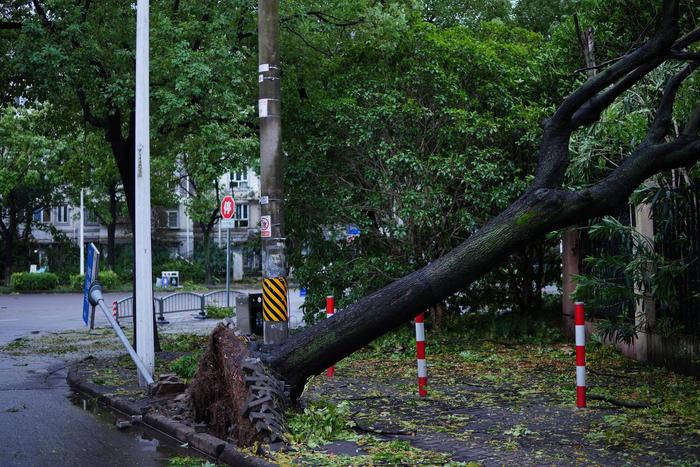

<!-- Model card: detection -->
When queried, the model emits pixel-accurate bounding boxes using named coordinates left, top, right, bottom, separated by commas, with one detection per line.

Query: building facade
left=30, top=168, right=262, bottom=271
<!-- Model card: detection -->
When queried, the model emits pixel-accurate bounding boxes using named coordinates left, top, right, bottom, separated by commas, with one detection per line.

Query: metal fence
left=578, top=204, right=635, bottom=321
left=653, top=184, right=700, bottom=336
left=577, top=183, right=700, bottom=336
left=113, top=290, right=241, bottom=323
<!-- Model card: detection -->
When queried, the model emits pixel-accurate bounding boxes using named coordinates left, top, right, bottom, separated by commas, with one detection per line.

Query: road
left=0, top=288, right=307, bottom=346
left=0, top=353, right=200, bottom=466
left=0, top=288, right=307, bottom=466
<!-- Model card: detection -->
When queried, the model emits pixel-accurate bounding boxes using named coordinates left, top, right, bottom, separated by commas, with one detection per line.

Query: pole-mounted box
left=236, top=293, right=264, bottom=335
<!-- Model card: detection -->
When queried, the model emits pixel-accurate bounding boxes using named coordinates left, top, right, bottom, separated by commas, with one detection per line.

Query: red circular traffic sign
left=220, top=195, right=236, bottom=219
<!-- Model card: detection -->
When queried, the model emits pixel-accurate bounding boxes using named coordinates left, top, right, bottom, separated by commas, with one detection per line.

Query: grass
left=160, top=333, right=208, bottom=353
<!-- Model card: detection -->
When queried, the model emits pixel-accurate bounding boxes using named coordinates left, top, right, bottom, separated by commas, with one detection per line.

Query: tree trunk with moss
left=190, top=0, right=700, bottom=445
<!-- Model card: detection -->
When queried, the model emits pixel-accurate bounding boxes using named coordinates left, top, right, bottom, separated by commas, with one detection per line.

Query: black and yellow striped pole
left=263, top=277, right=288, bottom=322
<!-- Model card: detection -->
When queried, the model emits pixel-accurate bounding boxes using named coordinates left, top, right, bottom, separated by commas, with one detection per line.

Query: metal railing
left=113, top=290, right=241, bottom=323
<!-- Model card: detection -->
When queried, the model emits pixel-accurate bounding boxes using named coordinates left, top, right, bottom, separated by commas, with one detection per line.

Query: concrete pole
left=259, top=0, right=288, bottom=344
left=79, top=189, right=85, bottom=276
left=134, top=0, right=154, bottom=386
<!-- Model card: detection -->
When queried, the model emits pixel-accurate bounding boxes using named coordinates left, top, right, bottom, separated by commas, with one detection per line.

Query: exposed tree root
left=188, top=324, right=290, bottom=446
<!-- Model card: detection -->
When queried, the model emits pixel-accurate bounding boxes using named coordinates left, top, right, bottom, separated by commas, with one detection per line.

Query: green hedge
left=70, top=270, right=121, bottom=291
left=10, top=272, right=59, bottom=291
left=157, top=258, right=205, bottom=283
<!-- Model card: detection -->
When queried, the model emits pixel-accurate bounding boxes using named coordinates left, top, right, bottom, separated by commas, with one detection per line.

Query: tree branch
left=669, top=51, right=700, bottom=60
left=0, top=21, right=22, bottom=30
left=551, top=0, right=679, bottom=127
left=645, top=63, right=698, bottom=144
left=76, top=87, right=109, bottom=128
left=306, top=11, right=364, bottom=27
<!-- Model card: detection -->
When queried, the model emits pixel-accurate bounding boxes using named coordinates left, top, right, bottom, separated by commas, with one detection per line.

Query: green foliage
left=287, top=400, right=355, bottom=448
left=160, top=333, right=208, bottom=353
left=284, top=11, right=557, bottom=323
left=157, top=258, right=205, bottom=284
left=167, top=456, right=215, bottom=467
left=70, top=270, right=120, bottom=291
left=205, top=305, right=233, bottom=319
left=69, top=274, right=85, bottom=291
left=10, top=272, right=59, bottom=291
left=574, top=212, right=689, bottom=342
left=0, top=105, right=66, bottom=283
left=170, top=351, right=202, bottom=382
left=98, top=270, right=121, bottom=290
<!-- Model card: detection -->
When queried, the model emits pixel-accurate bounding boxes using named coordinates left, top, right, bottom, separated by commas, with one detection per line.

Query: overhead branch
left=76, top=87, right=109, bottom=128
left=31, top=0, right=52, bottom=30
left=645, top=63, right=698, bottom=144
left=682, top=102, right=700, bottom=136
left=282, top=25, right=334, bottom=58
left=669, top=51, right=700, bottom=60
left=571, top=58, right=665, bottom=128
left=551, top=0, right=679, bottom=126
left=306, top=10, right=364, bottom=27
left=0, top=21, right=22, bottom=29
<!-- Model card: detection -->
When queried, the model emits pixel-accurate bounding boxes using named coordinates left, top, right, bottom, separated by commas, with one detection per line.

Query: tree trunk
left=200, top=223, right=212, bottom=284
left=189, top=0, right=700, bottom=445
left=106, top=182, right=117, bottom=271
left=2, top=211, right=15, bottom=285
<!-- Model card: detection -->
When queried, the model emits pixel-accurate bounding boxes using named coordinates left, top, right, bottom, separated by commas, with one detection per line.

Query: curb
left=67, top=365, right=276, bottom=467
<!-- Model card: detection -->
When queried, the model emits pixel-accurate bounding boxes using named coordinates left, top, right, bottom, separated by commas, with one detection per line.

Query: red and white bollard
left=575, top=301, right=586, bottom=408
left=326, top=296, right=335, bottom=377
left=415, top=312, right=427, bottom=398
left=112, top=300, right=118, bottom=322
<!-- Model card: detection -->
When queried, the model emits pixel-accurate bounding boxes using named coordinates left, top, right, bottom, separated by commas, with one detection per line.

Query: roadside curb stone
left=67, top=362, right=276, bottom=467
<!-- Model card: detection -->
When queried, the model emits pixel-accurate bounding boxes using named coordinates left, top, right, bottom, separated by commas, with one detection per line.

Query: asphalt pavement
left=0, top=288, right=308, bottom=466
left=0, top=288, right=307, bottom=346
left=0, top=353, right=200, bottom=466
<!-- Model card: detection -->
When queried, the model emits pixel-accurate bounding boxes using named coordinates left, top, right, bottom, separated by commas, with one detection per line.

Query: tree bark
left=106, top=182, right=117, bottom=270
left=190, top=0, right=700, bottom=443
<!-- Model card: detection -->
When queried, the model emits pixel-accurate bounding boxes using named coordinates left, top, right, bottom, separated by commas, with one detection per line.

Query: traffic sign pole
left=220, top=195, right=236, bottom=309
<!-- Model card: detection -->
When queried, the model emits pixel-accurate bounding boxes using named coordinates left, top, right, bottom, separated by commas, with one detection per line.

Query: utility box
left=236, top=293, right=263, bottom=335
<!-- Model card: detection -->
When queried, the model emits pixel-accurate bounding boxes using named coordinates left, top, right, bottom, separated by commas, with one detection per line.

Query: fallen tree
left=190, top=0, right=700, bottom=445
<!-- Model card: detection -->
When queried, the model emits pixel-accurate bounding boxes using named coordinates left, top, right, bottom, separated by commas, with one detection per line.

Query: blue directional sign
left=299, top=287, right=307, bottom=298
left=347, top=225, right=361, bottom=236
left=82, top=244, right=100, bottom=326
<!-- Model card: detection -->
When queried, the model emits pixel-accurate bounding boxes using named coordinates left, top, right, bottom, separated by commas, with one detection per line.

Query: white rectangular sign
left=221, top=219, right=235, bottom=229
left=259, top=99, right=269, bottom=118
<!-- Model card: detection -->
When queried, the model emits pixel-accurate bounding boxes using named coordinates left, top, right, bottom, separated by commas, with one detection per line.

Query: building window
left=54, top=205, right=69, bottom=224
left=231, top=171, right=248, bottom=189
left=166, top=210, right=179, bottom=229
left=85, top=210, right=100, bottom=226
left=33, top=208, right=51, bottom=223
left=235, top=204, right=248, bottom=228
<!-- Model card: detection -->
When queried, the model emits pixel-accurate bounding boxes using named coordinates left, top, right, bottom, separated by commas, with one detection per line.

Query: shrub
left=10, top=272, right=59, bottom=291
left=156, top=258, right=205, bottom=284
left=70, top=274, right=85, bottom=291
left=70, top=271, right=120, bottom=291
left=98, top=270, right=120, bottom=290
left=205, top=304, right=233, bottom=319
left=170, top=351, right=202, bottom=382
